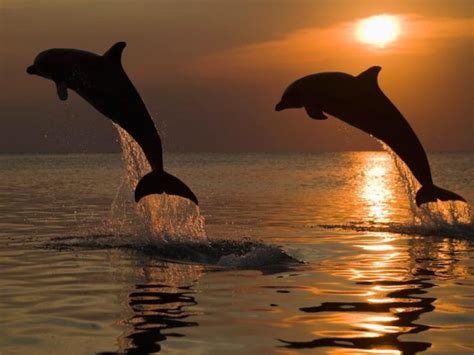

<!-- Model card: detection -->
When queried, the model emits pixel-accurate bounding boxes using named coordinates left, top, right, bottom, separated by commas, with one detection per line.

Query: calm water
left=1, top=152, right=473, bottom=354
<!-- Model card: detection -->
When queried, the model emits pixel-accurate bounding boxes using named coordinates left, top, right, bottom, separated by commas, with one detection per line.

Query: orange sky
left=1, top=0, right=472, bottom=153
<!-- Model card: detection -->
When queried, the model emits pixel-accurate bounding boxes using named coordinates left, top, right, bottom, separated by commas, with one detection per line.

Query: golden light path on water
left=352, top=154, right=414, bottom=352
left=288, top=153, right=472, bottom=354
left=279, top=153, right=413, bottom=353
left=359, top=153, right=396, bottom=224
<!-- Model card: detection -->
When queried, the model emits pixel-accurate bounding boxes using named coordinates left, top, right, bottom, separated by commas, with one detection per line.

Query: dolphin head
left=26, top=49, right=71, bottom=81
left=275, top=81, right=303, bottom=112
left=275, top=69, right=382, bottom=120
left=26, top=49, right=75, bottom=100
left=27, top=48, right=104, bottom=101
left=276, top=76, right=330, bottom=120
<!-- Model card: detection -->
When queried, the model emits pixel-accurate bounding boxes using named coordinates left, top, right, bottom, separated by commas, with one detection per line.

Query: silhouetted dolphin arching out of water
left=27, top=42, right=198, bottom=205
left=275, top=66, right=466, bottom=207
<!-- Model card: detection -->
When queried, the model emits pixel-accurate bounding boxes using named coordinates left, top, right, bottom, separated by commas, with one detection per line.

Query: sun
left=356, top=15, right=401, bottom=47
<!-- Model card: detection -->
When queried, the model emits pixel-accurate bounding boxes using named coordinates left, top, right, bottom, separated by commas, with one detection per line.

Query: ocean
left=1, top=151, right=473, bottom=354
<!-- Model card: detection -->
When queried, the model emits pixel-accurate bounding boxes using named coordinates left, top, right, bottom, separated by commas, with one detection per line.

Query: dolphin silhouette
left=275, top=66, right=466, bottom=207
left=27, top=42, right=198, bottom=205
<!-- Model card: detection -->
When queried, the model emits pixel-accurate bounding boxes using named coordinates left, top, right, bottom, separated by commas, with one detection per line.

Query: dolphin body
left=275, top=66, right=465, bottom=207
left=27, top=42, right=198, bottom=205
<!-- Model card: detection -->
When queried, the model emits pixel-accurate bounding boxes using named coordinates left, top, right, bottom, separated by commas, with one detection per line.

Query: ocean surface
left=0, top=151, right=473, bottom=354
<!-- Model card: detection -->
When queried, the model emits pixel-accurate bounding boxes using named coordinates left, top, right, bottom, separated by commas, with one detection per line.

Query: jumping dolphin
left=275, top=66, right=466, bottom=207
left=27, top=42, right=198, bottom=205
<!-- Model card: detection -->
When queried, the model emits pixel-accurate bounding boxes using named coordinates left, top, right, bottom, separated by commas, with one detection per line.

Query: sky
left=1, top=0, right=472, bottom=153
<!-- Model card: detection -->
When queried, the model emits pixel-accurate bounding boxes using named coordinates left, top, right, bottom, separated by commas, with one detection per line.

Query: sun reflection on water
left=359, top=153, right=396, bottom=224
left=280, top=231, right=435, bottom=353
left=282, top=199, right=438, bottom=354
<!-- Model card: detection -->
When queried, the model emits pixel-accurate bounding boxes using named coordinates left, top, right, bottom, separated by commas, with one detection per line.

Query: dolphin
left=27, top=42, right=198, bottom=205
left=275, top=66, right=466, bottom=207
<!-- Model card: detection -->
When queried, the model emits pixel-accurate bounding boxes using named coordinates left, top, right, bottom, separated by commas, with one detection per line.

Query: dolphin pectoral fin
left=304, top=104, right=328, bottom=120
left=135, top=170, right=198, bottom=205
left=55, top=81, right=68, bottom=101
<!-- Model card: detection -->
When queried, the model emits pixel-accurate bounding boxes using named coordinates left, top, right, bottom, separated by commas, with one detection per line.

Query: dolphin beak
left=26, top=65, right=37, bottom=75
left=275, top=101, right=285, bottom=111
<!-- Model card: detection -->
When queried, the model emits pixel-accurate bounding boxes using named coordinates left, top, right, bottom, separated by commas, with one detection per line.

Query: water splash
left=383, top=144, right=471, bottom=228
left=111, top=126, right=207, bottom=243
left=104, top=176, right=137, bottom=236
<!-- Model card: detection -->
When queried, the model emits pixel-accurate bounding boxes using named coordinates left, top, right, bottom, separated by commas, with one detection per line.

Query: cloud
left=188, top=15, right=473, bottom=81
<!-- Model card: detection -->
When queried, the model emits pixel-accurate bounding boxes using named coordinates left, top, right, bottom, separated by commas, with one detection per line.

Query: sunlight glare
left=360, top=154, right=394, bottom=223
left=356, top=15, right=401, bottom=47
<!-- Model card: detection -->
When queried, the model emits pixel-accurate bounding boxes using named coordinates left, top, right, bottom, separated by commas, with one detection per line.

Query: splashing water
left=76, top=127, right=299, bottom=267
left=110, top=126, right=207, bottom=243
left=383, top=144, right=471, bottom=228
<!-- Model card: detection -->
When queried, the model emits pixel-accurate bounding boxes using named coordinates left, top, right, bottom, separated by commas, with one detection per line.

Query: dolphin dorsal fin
left=103, top=42, right=127, bottom=65
left=357, top=66, right=381, bottom=87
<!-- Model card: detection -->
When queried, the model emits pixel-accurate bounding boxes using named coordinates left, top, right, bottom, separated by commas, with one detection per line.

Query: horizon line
left=1, top=150, right=473, bottom=155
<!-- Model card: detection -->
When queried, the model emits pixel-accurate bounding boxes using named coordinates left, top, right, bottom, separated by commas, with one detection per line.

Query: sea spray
left=106, top=176, right=137, bottom=236
left=383, top=144, right=471, bottom=228
left=112, top=126, right=207, bottom=243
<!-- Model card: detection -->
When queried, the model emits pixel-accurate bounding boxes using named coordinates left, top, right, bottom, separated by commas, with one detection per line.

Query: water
left=1, top=152, right=473, bottom=354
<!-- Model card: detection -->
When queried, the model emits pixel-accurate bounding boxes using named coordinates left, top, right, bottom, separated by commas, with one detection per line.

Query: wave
left=316, top=221, right=474, bottom=239
left=44, top=234, right=302, bottom=272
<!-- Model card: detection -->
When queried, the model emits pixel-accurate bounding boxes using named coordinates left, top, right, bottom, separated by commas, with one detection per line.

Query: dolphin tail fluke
left=134, top=171, right=198, bottom=205
left=415, top=185, right=466, bottom=207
